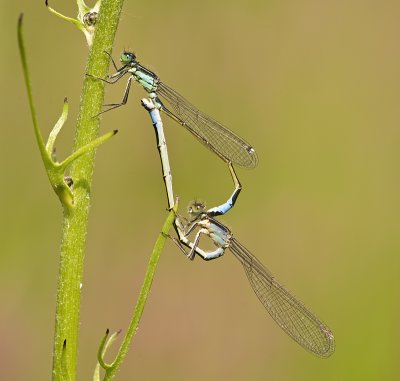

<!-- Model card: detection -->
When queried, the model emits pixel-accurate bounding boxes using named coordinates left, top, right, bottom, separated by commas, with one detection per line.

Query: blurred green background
left=1, top=1, right=399, bottom=380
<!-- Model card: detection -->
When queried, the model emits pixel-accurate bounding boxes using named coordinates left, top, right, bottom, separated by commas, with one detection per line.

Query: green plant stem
left=102, top=205, right=178, bottom=381
left=17, top=14, right=50, bottom=168
left=52, top=1, right=125, bottom=380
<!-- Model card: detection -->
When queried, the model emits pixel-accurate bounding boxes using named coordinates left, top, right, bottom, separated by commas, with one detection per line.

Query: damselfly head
left=188, top=200, right=206, bottom=216
left=120, top=51, right=136, bottom=65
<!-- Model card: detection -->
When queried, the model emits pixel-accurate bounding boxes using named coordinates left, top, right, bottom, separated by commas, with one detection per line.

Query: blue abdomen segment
left=207, top=194, right=235, bottom=217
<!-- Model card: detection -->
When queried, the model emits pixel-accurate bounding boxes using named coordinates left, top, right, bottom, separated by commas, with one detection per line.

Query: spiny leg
left=98, top=76, right=134, bottom=115
left=104, top=50, right=119, bottom=71
left=86, top=69, right=129, bottom=85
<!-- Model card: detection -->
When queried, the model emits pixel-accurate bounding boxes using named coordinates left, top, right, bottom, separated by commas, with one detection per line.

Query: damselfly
left=176, top=202, right=335, bottom=357
left=90, top=52, right=258, bottom=168
left=141, top=99, right=335, bottom=357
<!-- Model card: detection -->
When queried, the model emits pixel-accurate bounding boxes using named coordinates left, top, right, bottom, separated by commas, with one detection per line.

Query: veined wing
left=230, top=238, right=335, bottom=357
left=157, top=81, right=258, bottom=168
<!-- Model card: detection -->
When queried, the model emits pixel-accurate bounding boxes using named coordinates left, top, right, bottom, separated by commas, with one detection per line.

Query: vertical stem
left=52, top=1, right=125, bottom=380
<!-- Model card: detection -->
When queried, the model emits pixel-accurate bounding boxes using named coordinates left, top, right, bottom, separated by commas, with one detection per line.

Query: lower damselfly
left=141, top=98, right=335, bottom=358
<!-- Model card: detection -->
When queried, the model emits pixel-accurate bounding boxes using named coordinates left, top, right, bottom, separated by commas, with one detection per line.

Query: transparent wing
left=157, top=81, right=258, bottom=168
left=230, top=238, right=335, bottom=357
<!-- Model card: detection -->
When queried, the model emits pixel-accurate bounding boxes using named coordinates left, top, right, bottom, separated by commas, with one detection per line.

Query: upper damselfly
left=90, top=52, right=258, bottom=168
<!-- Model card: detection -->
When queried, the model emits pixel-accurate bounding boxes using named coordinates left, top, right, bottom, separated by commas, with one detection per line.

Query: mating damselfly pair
left=90, top=51, right=335, bottom=358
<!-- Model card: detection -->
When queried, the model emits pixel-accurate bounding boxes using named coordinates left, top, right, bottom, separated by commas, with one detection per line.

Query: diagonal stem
left=101, top=204, right=178, bottom=381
